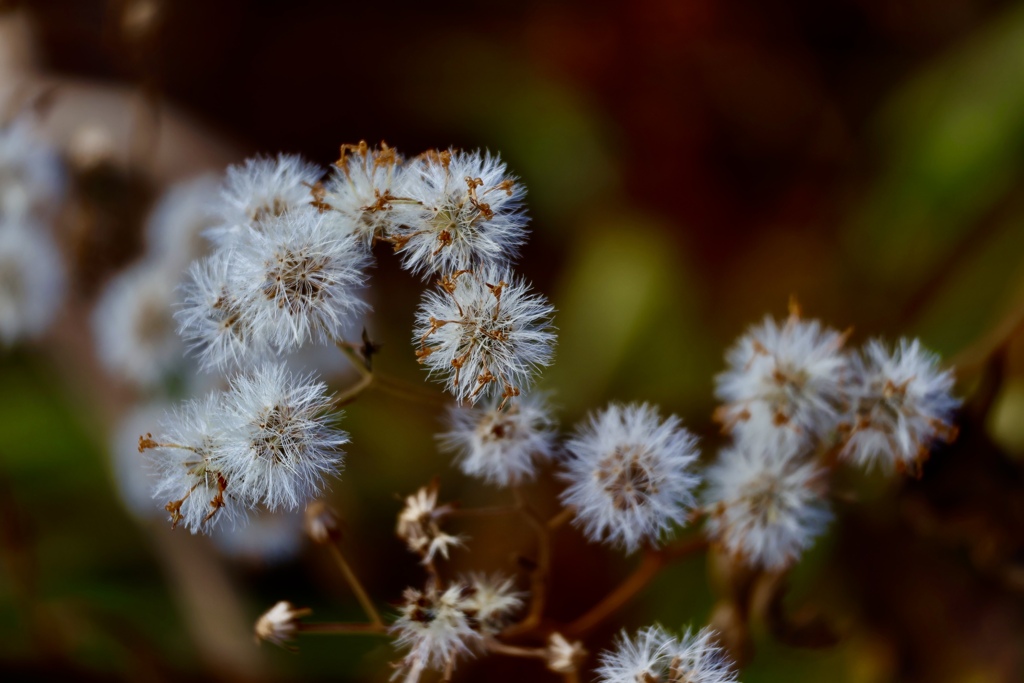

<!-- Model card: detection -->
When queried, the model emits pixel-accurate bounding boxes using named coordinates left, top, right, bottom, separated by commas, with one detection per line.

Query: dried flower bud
left=305, top=500, right=341, bottom=544
left=545, top=632, right=587, bottom=675
left=255, top=601, right=311, bottom=648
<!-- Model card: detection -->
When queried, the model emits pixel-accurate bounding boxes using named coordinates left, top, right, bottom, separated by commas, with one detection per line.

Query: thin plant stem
left=447, top=504, right=521, bottom=519
left=565, top=536, right=708, bottom=638
left=547, top=506, right=575, bottom=531
left=327, top=542, right=385, bottom=628
left=502, top=487, right=552, bottom=638
left=484, top=637, right=546, bottom=659
left=335, top=370, right=374, bottom=407
left=298, top=622, right=389, bottom=636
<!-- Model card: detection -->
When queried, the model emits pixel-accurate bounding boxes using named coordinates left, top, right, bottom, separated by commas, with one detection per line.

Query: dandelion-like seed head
left=219, top=363, right=347, bottom=511
left=0, top=118, right=64, bottom=219
left=207, top=154, right=323, bottom=246
left=438, top=392, right=558, bottom=486
left=841, top=338, right=959, bottom=474
left=391, top=582, right=481, bottom=682
left=716, top=305, right=850, bottom=447
left=146, top=393, right=238, bottom=533
left=559, top=403, right=701, bottom=553
left=234, top=210, right=371, bottom=352
left=144, top=174, right=220, bottom=269
left=322, top=141, right=404, bottom=248
left=413, top=266, right=555, bottom=404
left=394, top=148, right=527, bottom=276
left=703, top=441, right=832, bottom=570
left=596, top=625, right=738, bottom=683
left=93, top=261, right=182, bottom=386
left=0, top=221, right=65, bottom=345
left=177, top=250, right=268, bottom=371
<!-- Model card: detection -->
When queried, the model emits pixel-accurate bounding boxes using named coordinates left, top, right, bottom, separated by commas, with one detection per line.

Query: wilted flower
left=545, top=632, right=588, bottom=675
left=255, top=601, right=311, bottom=648
left=460, top=574, right=523, bottom=635
left=391, top=582, right=481, bottom=682
left=559, top=403, right=701, bottom=553
left=396, top=480, right=463, bottom=563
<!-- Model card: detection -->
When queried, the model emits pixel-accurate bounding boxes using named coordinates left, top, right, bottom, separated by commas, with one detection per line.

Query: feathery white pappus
left=0, top=220, right=66, bottom=345
left=322, top=141, right=404, bottom=249
left=841, top=338, right=959, bottom=474
left=93, top=260, right=183, bottom=386
left=396, top=480, right=463, bottom=564
left=391, top=582, right=482, bottom=683
left=0, top=118, right=65, bottom=219
left=703, top=440, right=831, bottom=570
left=438, top=392, right=558, bottom=487
left=232, top=210, right=371, bottom=352
left=177, top=250, right=269, bottom=370
left=145, top=364, right=346, bottom=533
left=217, top=363, right=347, bottom=511
left=147, top=392, right=240, bottom=534
left=207, top=154, right=323, bottom=246
left=715, top=308, right=849, bottom=447
left=144, top=173, right=220, bottom=270
left=413, top=266, right=555, bottom=404
left=460, top=573, right=523, bottom=635
left=595, top=625, right=738, bottom=683
left=559, top=403, right=701, bottom=553
left=393, top=149, right=527, bottom=276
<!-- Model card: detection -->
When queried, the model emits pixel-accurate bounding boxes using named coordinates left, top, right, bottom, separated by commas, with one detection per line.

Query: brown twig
left=327, top=542, right=385, bottom=628
left=564, top=536, right=709, bottom=638
left=298, top=621, right=388, bottom=636
left=501, top=487, right=554, bottom=638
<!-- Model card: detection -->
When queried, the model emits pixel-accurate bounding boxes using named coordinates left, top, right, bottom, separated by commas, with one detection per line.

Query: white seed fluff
left=413, top=267, right=555, bottom=404
left=596, top=625, right=738, bottom=683
left=716, top=310, right=849, bottom=447
left=144, top=173, right=220, bottom=270
left=0, top=220, right=65, bottom=345
left=321, top=141, right=404, bottom=248
left=232, top=210, right=371, bottom=352
left=438, top=392, right=558, bottom=486
left=559, top=403, right=701, bottom=553
left=703, top=440, right=832, bottom=570
left=206, top=154, right=323, bottom=246
left=460, top=573, right=523, bottom=635
left=840, top=338, right=959, bottom=474
left=392, top=582, right=481, bottom=683
left=394, top=149, right=527, bottom=276
left=217, top=363, right=347, bottom=512
left=0, top=118, right=65, bottom=219
left=177, top=250, right=269, bottom=371
left=93, top=260, right=183, bottom=386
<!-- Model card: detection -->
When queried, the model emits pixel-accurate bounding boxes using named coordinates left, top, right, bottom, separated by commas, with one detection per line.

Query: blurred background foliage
left=1, top=0, right=1024, bottom=681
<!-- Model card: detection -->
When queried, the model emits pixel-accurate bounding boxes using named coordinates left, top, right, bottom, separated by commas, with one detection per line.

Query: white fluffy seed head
left=393, top=149, right=527, bottom=276
left=177, top=250, right=269, bottom=371
left=207, top=154, right=322, bottom=246
left=438, top=392, right=558, bottom=487
left=0, top=118, right=65, bottom=219
left=218, top=363, right=347, bottom=511
left=840, top=338, right=959, bottom=474
left=93, top=260, right=183, bottom=386
left=460, top=574, right=523, bottom=635
left=147, top=392, right=240, bottom=534
left=391, top=582, right=481, bottom=681
left=321, top=141, right=404, bottom=248
left=703, top=440, right=832, bottom=570
left=596, top=625, right=738, bottom=683
left=413, top=267, right=555, bottom=404
left=0, top=220, right=65, bottom=345
left=559, top=403, right=701, bottom=553
left=144, top=174, right=220, bottom=270
left=233, top=209, right=371, bottom=352
left=255, top=601, right=311, bottom=647
left=715, top=308, right=850, bottom=448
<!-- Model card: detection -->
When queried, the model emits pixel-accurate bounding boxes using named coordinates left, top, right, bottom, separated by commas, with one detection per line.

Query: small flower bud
left=545, top=632, right=587, bottom=675
left=254, top=601, right=311, bottom=648
left=305, top=500, right=341, bottom=544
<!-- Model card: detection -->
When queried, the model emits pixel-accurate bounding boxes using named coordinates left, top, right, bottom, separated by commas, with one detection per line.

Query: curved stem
left=502, top=488, right=552, bottom=638
left=299, top=621, right=389, bottom=636
left=484, top=637, right=546, bottom=659
left=327, top=542, right=385, bottom=628
left=565, top=536, right=708, bottom=638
